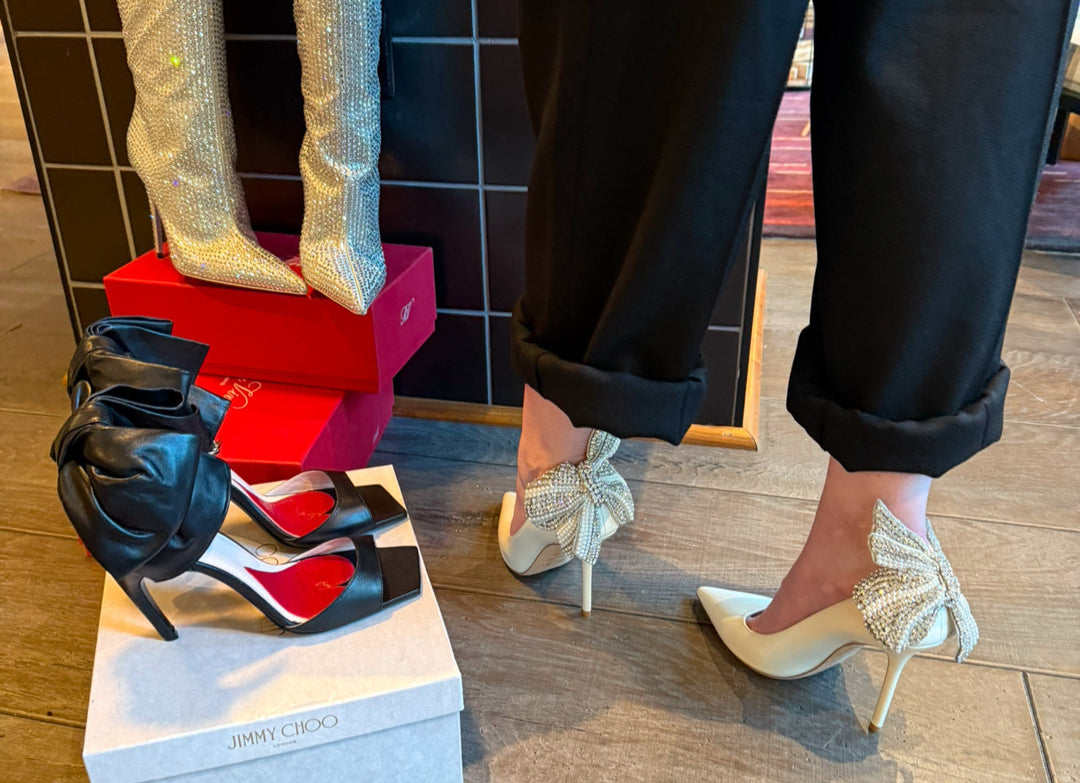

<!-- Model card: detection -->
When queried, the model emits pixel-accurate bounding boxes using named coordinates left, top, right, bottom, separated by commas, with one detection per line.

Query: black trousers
left=510, top=0, right=1079, bottom=477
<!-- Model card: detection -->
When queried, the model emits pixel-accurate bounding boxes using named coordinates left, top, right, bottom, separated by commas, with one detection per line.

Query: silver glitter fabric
left=523, top=430, right=635, bottom=565
left=854, top=501, right=979, bottom=662
left=295, top=0, right=387, bottom=315
left=118, top=0, right=307, bottom=295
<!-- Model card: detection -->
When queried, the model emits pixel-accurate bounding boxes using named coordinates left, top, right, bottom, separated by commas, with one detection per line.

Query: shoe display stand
left=103, top=233, right=436, bottom=480
left=82, top=466, right=464, bottom=783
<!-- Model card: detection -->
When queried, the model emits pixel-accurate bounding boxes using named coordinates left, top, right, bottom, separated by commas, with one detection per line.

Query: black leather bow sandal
left=69, top=318, right=409, bottom=548
left=230, top=471, right=409, bottom=548
left=53, top=398, right=421, bottom=641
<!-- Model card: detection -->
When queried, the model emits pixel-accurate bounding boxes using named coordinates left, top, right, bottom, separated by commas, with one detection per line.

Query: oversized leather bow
left=523, top=430, right=634, bottom=565
left=51, top=398, right=230, bottom=583
left=854, top=501, right=979, bottom=662
left=66, top=316, right=228, bottom=448
left=68, top=316, right=208, bottom=396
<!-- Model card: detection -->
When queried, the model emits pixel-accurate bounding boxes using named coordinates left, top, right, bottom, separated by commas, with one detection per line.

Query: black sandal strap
left=290, top=536, right=386, bottom=633
left=281, top=472, right=376, bottom=547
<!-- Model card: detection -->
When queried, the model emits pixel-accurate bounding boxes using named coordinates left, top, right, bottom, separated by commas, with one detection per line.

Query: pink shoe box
left=194, top=374, right=394, bottom=485
left=104, top=234, right=436, bottom=392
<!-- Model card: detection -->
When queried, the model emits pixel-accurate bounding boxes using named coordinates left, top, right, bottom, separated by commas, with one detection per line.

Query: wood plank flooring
left=3, top=34, right=1079, bottom=783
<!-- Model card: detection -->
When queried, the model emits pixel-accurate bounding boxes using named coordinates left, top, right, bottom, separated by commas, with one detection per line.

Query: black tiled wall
left=1, top=0, right=760, bottom=427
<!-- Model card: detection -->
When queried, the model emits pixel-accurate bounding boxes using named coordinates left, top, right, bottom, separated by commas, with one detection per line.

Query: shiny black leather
left=67, top=317, right=228, bottom=448
left=52, top=397, right=230, bottom=583
left=233, top=471, right=409, bottom=548
left=69, top=380, right=227, bottom=453
left=67, top=317, right=207, bottom=395
left=289, top=537, right=420, bottom=633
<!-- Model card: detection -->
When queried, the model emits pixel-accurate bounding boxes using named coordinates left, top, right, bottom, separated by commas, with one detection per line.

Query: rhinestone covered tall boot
left=498, top=430, right=635, bottom=615
left=118, top=0, right=307, bottom=295
left=697, top=501, right=978, bottom=732
left=294, top=0, right=387, bottom=314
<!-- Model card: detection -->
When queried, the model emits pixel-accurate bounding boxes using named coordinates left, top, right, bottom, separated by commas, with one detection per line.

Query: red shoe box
left=104, top=233, right=436, bottom=392
left=195, top=374, right=394, bottom=484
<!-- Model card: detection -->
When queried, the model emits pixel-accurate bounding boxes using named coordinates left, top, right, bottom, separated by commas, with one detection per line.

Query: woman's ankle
left=511, top=386, right=591, bottom=534
left=816, top=458, right=931, bottom=540
left=517, top=385, right=591, bottom=481
left=747, top=459, right=932, bottom=634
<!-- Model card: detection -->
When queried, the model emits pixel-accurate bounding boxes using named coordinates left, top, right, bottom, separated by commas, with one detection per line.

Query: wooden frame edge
left=681, top=268, right=766, bottom=450
left=393, top=270, right=767, bottom=451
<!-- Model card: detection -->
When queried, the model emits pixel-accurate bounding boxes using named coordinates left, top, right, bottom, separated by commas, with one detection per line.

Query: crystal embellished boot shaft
left=294, top=0, right=387, bottom=314
left=498, top=430, right=635, bottom=615
left=698, top=501, right=978, bottom=731
left=118, top=0, right=306, bottom=295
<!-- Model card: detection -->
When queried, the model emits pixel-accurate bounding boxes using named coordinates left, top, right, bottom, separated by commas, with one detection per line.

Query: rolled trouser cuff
left=511, top=305, right=707, bottom=444
left=787, top=336, right=1010, bottom=478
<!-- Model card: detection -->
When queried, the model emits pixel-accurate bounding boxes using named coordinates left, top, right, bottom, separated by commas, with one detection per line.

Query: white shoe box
left=81, top=465, right=463, bottom=783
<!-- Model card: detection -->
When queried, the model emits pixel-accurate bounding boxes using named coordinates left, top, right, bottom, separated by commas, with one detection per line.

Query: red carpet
left=764, top=91, right=1080, bottom=251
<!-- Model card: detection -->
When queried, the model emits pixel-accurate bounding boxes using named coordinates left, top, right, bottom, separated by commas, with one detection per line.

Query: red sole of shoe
left=251, top=490, right=335, bottom=538
left=245, top=555, right=353, bottom=619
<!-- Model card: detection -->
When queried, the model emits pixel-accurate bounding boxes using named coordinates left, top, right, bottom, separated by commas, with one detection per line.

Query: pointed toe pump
left=498, top=429, right=634, bottom=615
left=52, top=398, right=421, bottom=641
left=698, top=501, right=978, bottom=731
left=230, top=470, right=409, bottom=548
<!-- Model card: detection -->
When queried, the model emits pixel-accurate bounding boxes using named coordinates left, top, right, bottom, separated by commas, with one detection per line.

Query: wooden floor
left=3, top=41, right=1079, bottom=783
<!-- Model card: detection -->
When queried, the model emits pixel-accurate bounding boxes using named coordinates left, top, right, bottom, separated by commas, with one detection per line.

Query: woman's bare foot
left=510, top=385, right=592, bottom=535
left=747, top=458, right=931, bottom=634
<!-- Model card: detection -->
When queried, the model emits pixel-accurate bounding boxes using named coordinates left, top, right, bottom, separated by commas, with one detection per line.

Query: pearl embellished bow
left=854, top=501, right=979, bottom=662
left=523, top=430, right=635, bottom=565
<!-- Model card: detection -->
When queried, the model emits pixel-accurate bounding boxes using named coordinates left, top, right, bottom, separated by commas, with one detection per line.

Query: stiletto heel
left=698, top=501, right=978, bottom=731
left=581, top=561, right=593, bottom=617
left=870, top=647, right=917, bottom=732
left=118, top=574, right=177, bottom=641
left=151, top=201, right=166, bottom=258
left=498, top=430, right=633, bottom=614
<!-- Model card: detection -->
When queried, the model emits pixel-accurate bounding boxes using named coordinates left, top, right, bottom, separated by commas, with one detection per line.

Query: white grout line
left=40, top=162, right=114, bottom=171
left=239, top=174, right=516, bottom=193
left=392, top=36, right=468, bottom=46
left=382, top=178, right=476, bottom=190
left=77, top=0, right=137, bottom=261
left=1, top=0, right=82, bottom=334
left=13, top=30, right=517, bottom=44
left=469, top=0, right=494, bottom=406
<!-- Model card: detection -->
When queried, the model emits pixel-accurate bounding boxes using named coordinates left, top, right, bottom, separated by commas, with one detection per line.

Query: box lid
left=103, top=236, right=436, bottom=392
left=193, top=375, right=345, bottom=471
left=82, top=466, right=462, bottom=783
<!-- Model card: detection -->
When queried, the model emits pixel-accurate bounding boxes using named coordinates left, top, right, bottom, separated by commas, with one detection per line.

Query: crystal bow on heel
left=498, top=430, right=634, bottom=615
left=698, top=501, right=978, bottom=731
